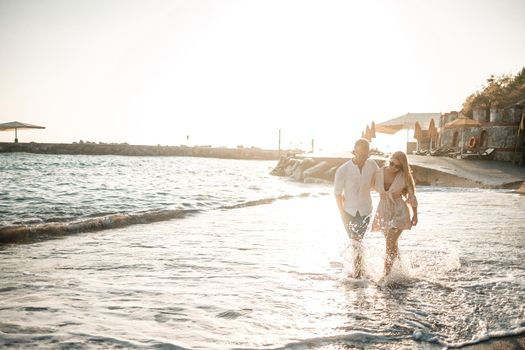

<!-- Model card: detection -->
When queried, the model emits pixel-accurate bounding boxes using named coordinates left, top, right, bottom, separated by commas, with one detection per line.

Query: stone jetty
left=271, top=152, right=525, bottom=190
left=0, top=142, right=280, bottom=160
left=271, top=152, right=350, bottom=184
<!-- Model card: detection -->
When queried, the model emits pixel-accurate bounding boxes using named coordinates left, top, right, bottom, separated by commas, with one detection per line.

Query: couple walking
left=334, top=139, right=418, bottom=279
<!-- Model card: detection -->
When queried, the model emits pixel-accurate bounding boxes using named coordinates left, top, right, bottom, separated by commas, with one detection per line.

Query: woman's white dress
left=372, top=167, right=418, bottom=232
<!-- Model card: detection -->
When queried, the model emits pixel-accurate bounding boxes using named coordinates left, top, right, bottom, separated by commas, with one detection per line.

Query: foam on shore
left=0, top=193, right=313, bottom=245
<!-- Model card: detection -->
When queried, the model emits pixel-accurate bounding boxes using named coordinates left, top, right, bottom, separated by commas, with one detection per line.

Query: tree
left=461, top=68, right=525, bottom=117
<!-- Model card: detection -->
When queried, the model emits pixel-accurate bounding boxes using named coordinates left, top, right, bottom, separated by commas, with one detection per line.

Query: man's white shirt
left=333, top=159, right=378, bottom=216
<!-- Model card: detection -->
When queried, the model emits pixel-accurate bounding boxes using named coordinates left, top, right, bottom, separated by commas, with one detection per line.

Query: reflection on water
left=1, top=157, right=524, bottom=349
left=0, top=153, right=302, bottom=227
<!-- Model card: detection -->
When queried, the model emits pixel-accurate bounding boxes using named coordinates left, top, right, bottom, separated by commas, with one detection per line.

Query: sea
left=1, top=152, right=524, bottom=349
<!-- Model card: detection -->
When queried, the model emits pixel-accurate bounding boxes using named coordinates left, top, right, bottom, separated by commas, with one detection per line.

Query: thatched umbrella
left=413, top=121, right=423, bottom=152
left=364, top=125, right=372, bottom=141
left=413, top=121, right=423, bottom=140
left=428, top=118, right=438, bottom=150
left=0, top=121, right=46, bottom=143
left=375, top=113, right=440, bottom=153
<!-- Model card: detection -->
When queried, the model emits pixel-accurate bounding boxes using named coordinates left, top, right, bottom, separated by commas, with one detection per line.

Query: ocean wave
left=0, top=209, right=199, bottom=245
left=0, top=193, right=313, bottom=245
left=234, top=326, right=525, bottom=350
left=241, top=331, right=409, bottom=350
left=440, top=326, right=525, bottom=348
left=219, top=193, right=310, bottom=209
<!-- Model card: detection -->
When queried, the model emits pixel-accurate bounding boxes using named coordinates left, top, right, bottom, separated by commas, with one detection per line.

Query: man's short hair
left=354, top=138, right=370, bottom=151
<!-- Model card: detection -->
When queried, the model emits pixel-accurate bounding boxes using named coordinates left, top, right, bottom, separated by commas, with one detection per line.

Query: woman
left=372, top=151, right=418, bottom=277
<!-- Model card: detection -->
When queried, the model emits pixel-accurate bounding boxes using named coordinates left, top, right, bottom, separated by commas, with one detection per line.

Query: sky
left=1, top=0, right=524, bottom=151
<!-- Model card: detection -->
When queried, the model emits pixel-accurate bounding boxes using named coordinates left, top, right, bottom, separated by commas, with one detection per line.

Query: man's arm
left=334, top=165, right=349, bottom=229
left=335, top=194, right=350, bottom=227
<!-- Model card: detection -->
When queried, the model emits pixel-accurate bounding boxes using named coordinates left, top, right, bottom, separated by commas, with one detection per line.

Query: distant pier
left=0, top=142, right=280, bottom=160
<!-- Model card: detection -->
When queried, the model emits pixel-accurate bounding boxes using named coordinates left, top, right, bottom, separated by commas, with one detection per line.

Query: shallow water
left=0, top=153, right=303, bottom=227
left=1, top=154, right=524, bottom=349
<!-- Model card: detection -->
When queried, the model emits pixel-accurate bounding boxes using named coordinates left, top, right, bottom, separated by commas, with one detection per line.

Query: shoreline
left=271, top=152, right=525, bottom=190
left=455, top=332, right=525, bottom=349
left=1, top=190, right=523, bottom=349
left=0, top=142, right=282, bottom=160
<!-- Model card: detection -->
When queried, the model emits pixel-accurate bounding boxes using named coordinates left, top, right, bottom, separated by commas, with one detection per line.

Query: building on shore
left=375, top=105, right=524, bottom=165
left=438, top=101, right=525, bottom=163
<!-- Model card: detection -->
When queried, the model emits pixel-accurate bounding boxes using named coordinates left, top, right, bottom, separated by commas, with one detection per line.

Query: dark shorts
left=347, top=211, right=370, bottom=239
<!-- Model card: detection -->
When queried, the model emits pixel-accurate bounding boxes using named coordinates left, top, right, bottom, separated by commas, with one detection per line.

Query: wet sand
left=459, top=333, right=525, bottom=349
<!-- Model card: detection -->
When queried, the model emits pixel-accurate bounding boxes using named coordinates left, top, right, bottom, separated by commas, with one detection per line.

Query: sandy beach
left=459, top=333, right=525, bottom=349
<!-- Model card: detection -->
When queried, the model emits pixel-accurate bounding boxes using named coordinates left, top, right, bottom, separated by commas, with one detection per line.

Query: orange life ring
left=468, top=136, right=477, bottom=149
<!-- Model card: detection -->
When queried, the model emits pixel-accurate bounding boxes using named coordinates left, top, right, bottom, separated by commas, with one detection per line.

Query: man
left=334, top=138, right=378, bottom=278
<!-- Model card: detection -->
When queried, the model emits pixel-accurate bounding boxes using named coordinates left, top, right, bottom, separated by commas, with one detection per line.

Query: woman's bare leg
left=384, top=228, right=402, bottom=276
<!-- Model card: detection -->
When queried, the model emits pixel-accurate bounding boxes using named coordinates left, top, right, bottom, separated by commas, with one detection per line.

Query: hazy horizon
left=1, top=0, right=524, bottom=152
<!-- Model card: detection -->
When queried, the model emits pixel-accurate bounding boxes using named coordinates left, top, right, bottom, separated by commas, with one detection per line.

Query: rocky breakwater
left=271, top=154, right=354, bottom=183
left=517, top=182, right=525, bottom=194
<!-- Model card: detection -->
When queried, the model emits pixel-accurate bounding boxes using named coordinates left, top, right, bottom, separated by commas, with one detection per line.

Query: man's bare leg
left=351, top=235, right=364, bottom=278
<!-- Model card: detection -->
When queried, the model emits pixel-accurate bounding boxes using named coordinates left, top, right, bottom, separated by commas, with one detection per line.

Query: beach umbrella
left=428, top=119, right=438, bottom=150
left=428, top=118, right=438, bottom=140
left=428, top=119, right=439, bottom=150
left=444, top=118, right=481, bottom=155
left=413, top=121, right=423, bottom=140
left=364, top=125, right=372, bottom=141
left=375, top=113, right=441, bottom=152
left=0, top=121, right=46, bottom=143
left=370, top=121, right=376, bottom=138
left=413, top=121, right=423, bottom=152
left=376, top=113, right=438, bottom=133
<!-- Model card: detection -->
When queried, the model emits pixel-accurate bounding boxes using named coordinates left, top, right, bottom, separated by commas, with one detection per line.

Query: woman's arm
left=406, top=187, right=418, bottom=226
left=411, top=206, right=418, bottom=226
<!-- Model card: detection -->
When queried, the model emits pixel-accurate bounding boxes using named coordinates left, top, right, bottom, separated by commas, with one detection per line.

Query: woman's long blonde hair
left=391, top=151, right=416, bottom=195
